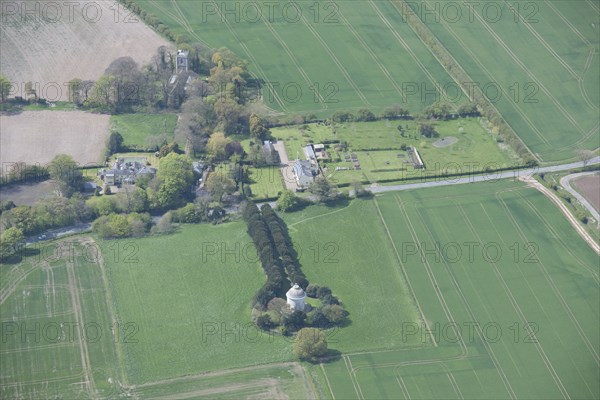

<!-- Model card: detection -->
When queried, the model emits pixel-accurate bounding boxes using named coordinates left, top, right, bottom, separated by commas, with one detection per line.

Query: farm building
left=100, top=158, right=156, bottom=185
left=286, top=284, right=306, bottom=311
left=293, top=159, right=319, bottom=188
left=410, top=147, right=425, bottom=169
left=263, top=140, right=280, bottom=165
left=304, top=144, right=317, bottom=163
left=312, top=144, right=329, bottom=160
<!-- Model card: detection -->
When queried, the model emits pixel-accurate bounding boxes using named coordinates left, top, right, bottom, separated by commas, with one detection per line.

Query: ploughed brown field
left=573, top=174, right=600, bottom=213
left=0, top=110, right=110, bottom=166
left=0, top=0, right=169, bottom=101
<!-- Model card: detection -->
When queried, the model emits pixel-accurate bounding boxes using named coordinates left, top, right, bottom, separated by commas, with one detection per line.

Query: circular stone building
left=286, top=284, right=306, bottom=311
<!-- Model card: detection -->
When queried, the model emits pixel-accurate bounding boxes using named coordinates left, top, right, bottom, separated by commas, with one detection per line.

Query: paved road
left=368, top=157, right=600, bottom=194
left=560, top=171, right=600, bottom=222
left=26, top=223, right=92, bottom=245
left=21, top=158, right=599, bottom=242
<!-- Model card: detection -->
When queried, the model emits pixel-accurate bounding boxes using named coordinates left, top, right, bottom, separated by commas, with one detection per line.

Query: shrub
left=321, top=304, right=349, bottom=324
left=316, top=286, right=332, bottom=299
left=256, top=314, right=275, bottom=330
left=92, top=212, right=150, bottom=239
left=305, top=284, right=320, bottom=298
left=331, top=111, right=354, bottom=123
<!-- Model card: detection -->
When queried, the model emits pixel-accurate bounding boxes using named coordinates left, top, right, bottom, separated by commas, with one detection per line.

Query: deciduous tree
left=293, top=328, right=328, bottom=361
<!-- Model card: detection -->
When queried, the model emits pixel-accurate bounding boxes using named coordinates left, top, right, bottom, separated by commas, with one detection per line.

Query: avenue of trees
left=243, top=202, right=348, bottom=336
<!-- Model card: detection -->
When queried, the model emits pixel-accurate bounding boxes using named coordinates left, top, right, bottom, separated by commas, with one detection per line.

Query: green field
left=136, top=0, right=599, bottom=162
left=136, top=0, right=458, bottom=116
left=273, top=118, right=515, bottom=185
left=0, top=238, right=122, bottom=399
left=99, top=222, right=296, bottom=383
left=288, top=181, right=599, bottom=399
left=0, top=226, right=316, bottom=398
left=110, top=113, right=178, bottom=149
left=412, top=0, right=599, bottom=162
left=2, top=180, right=598, bottom=398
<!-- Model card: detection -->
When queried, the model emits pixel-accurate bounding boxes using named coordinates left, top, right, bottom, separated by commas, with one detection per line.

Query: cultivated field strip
left=320, top=182, right=598, bottom=399
left=0, top=239, right=123, bottom=399
left=416, top=0, right=599, bottom=160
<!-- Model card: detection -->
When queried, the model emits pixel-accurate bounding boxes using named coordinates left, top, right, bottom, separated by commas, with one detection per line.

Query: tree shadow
left=309, top=349, right=343, bottom=364
left=323, top=195, right=350, bottom=208
left=0, top=246, right=41, bottom=265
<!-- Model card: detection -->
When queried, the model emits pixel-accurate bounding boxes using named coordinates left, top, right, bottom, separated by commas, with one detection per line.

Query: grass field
left=287, top=181, right=599, bottom=399
left=273, top=118, right=515, bottom=185
left=136, top=0, right=599, bottom=162
left=110, top=113, right=178, bottom=149
left=0, top=226, right=317, bottom=398
left=136, top=0, right=459, bottom=116
left=0, top=238, right=122, bottom=399
left=99, top=222, right=298, bottom=383
left=410, top=0, right=599, bottom=162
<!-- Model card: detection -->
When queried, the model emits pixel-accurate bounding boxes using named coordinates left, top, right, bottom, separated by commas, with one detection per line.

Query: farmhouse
left=293, top=159, right=319, bottom=188
left=286, top=284, right=306, bottom=311
left=100, top=158, right=156, bottom=185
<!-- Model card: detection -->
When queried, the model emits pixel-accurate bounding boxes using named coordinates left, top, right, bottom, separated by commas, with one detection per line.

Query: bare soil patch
left=432, top=136, right=458, bottom=148
left=573, top=174, right=600, bottom=212
left=0, top=0, right=170, bottom=101
left=0, top=110, right=110, bottom=166
left=0, top=180, right=60, bottom=206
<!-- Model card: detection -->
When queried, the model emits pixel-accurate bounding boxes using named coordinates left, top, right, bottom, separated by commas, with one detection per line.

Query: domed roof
left=286, top=284, right=306, bottom=300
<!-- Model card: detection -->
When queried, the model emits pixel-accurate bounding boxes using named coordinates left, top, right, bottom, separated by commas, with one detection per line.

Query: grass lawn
left=110, top=113, right=177, bottom=149
left=273, top=118, right=516, bottom=185
left=247, top=166, right=285, bottom=200
left=22, top=101, right=78, bottom=111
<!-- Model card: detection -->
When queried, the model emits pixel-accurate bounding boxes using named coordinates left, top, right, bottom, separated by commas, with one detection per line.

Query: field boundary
left=519, top=177, right=600, bottom=254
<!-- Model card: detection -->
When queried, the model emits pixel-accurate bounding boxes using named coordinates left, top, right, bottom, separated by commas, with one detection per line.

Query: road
left=520, top=176, right=599, bottom=254
left=25, top=223, right=92, bottom=245
left=22, top=158, right=599, bottom=243
left=367, top=157, right=600, bottom=194
left=560, top=171, right=600, bottom=223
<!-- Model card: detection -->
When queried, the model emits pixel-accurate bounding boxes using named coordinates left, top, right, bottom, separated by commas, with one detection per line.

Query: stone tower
left=176, top=50, right=189, bottom=73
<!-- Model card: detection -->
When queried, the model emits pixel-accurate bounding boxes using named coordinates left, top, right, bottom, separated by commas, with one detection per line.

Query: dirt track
left=0, top=0, right=170, bottom=101
left=520, top=176, right=599, bottom=255
left=0, top=110, right=110, bottom=165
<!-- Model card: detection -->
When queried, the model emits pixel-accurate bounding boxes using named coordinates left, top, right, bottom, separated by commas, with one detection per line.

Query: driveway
left=273, top=141, right=299, bottom=192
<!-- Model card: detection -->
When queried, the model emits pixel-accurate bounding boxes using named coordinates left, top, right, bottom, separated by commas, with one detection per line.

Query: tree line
left=397, top=0, right=538, bottom=166
left=242, top=201, right=348, bottom=335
